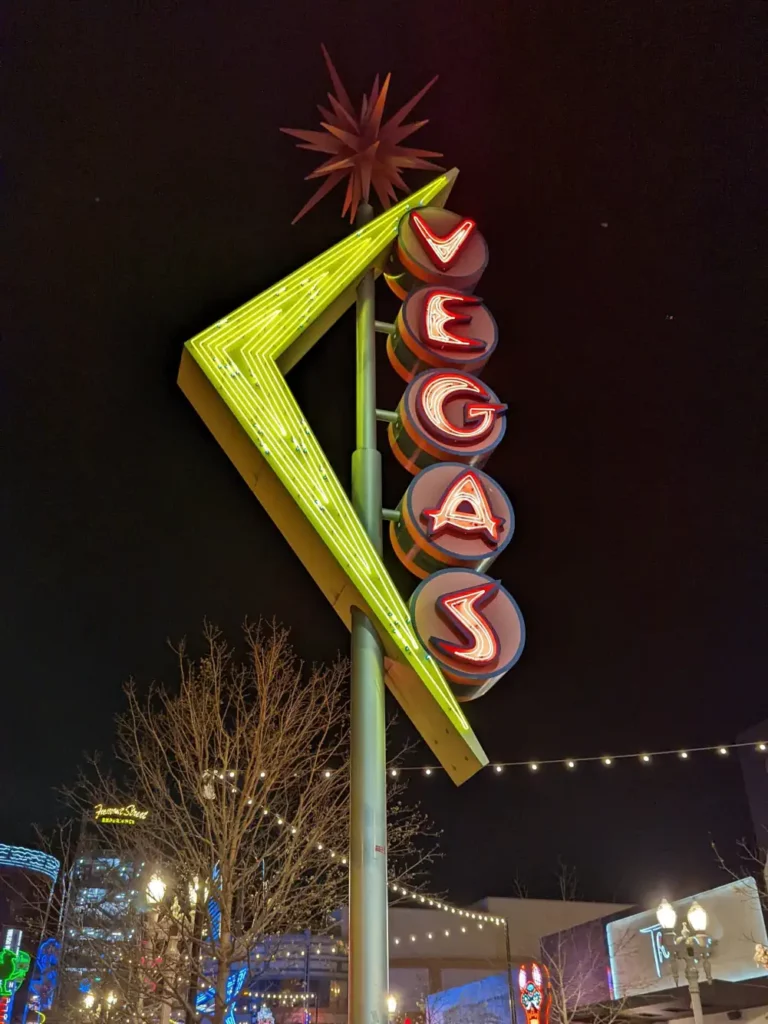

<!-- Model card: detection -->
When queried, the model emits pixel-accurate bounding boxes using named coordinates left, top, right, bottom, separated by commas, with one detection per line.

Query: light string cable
left=206, top=769, right=506, bottom=928
left=389, top=738, right=768, bottom=776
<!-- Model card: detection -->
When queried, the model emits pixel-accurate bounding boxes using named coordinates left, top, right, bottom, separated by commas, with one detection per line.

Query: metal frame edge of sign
left=178, top=170, right=488, bottom=784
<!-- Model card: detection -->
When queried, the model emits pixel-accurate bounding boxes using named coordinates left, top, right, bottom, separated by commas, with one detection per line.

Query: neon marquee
left=386, top=204, right=525, bottom=701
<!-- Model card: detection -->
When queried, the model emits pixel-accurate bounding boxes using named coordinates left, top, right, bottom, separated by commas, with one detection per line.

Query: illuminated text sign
left=94, top=803, right=149, bottom=825
left=386, top=206, right=525, bottom=702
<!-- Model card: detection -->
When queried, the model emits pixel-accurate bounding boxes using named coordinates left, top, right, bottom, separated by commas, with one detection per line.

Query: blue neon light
left=638, top=924, right=670, bottom=978
left=196, top=966, right=247, bottom=1024
left=0, top=847, right=59, bottom=885
left=22, top=938, right=60, bottom=1023
left=208, top=864, right=221, bottom=942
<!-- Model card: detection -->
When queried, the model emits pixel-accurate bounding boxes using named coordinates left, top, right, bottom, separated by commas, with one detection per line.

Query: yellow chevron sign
left=178, top=171, right=487, bottom=783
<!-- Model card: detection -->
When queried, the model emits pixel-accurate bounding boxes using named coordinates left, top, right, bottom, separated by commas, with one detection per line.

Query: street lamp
left=387, top=994, right=398, bottom=1020
left=83, top=993, right=96, bottom=1010
left=656, top=898, right=714, bottom=1024
left=147, top=874, right=167, bottom=905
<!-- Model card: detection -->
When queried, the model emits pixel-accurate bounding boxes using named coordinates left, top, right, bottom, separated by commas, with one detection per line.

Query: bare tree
left=540, top=867, right=629, bottom=1024
left=712, top=826, right=768, bottom=972
left=56, top=621, right=437, bottom=1024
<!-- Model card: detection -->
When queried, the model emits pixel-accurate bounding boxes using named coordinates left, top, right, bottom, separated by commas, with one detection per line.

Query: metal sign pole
left=349, top=201, right=389, bottom=1024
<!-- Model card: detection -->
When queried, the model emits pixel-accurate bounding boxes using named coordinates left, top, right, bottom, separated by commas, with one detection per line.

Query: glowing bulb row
left=205, top=774, right=501, bottom=924
left=391, top=921, right=487, bottom=945
left=389, top=740, right=768, bottom=776
left=241, top=991, right=312, bottom=1002
left=388, top=882, right=503, bottom=926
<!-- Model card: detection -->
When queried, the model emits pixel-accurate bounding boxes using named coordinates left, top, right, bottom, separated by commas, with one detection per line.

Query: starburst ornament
left=282, top=45, right=443, bottom=224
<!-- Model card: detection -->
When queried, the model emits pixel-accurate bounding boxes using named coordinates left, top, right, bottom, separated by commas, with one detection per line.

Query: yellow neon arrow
left=178, top=170, right=487, bottom=783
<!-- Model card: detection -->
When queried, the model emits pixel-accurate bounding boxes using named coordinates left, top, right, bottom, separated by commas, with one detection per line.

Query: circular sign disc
left=387, top=286, right=498, bottom=383
left=410, top=568, right=525, bottom=701
left=391, top=463, right=515, bottom=579
left=396, top=207, right=489, bottom=292
left=388, top=369, right=507, bottom=475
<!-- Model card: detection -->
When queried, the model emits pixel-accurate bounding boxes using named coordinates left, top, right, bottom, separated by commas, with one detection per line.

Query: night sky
left=5, top=1, right=765, bottom=908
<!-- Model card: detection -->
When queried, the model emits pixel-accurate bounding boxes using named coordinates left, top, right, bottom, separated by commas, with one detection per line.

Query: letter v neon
left=178, top=170, right=487, bottom=783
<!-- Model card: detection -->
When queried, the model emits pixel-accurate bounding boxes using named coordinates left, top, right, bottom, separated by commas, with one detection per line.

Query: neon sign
left=639, top=923, right=671, bottom=977
left=518, top=962, right=551, bottom=1024
left=415, top=371, right=507, bottom=446
left=388, top=286, right=497, bottom=382
left=0, top=946, right=31, bottom=1024
left=386, top=206, right=488, bottom=297
left=179, top=173, right=488, bottom=784
left=386, top=204, right=525, bottom=702
left=26, top=938, right=60, bottom=1014
left=390, top=463, right=514, bottom=579
left=94, top=803, right=149, bottom=825
left=0, top=847, right=59, bottom=885
left=410, top=213, right=476, bottom=270
left=179, top=184, right=524, bottom=765
left=196, top=966, right=247, bottom=1024
left=423, top=291, right=484, bottom=351
left=432, top=581, right=501, bottom=665
left=424, top=469, right=505, bottom=544
left=411, top=570, right=524, bottom=700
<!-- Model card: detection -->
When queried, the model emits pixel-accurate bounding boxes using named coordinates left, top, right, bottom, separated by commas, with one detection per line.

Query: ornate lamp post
left=657, top=899, right=714, bottom=1024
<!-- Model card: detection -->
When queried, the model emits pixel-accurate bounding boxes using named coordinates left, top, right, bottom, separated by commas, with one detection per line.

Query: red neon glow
left=423, top=291, right=484, bottom=352
left=431, top=580, right=500, bottom=665
left=411, top=212, right=476, bottom=270
left=423, top=470, right=504, bottom=544
left=518, top=960, right=551, bottom=1024
left=416, top=372, right=506, bottom=446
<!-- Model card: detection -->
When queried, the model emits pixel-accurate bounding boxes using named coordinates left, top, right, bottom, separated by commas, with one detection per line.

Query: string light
left=385, top=739, right=767, bottom=776
left=201, top=736, right=765, bottom=938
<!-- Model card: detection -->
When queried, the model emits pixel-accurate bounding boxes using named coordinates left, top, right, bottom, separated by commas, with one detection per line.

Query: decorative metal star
left=281, top=45, right=443, bottom=224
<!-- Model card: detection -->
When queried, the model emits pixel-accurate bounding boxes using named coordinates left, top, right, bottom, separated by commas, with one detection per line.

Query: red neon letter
left=416, top=372, right=506, bottom=446
left=411, top=212, right=476, bottom=270
left=423, top=291, right=484, bottom=352
left=423, top=470, right=504, bottom=544
left=431, top=580, right=500, bottom=666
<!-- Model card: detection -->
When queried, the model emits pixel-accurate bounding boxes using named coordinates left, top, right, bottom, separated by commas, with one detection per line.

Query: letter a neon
left=423, top=470, right=504, bottom=544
